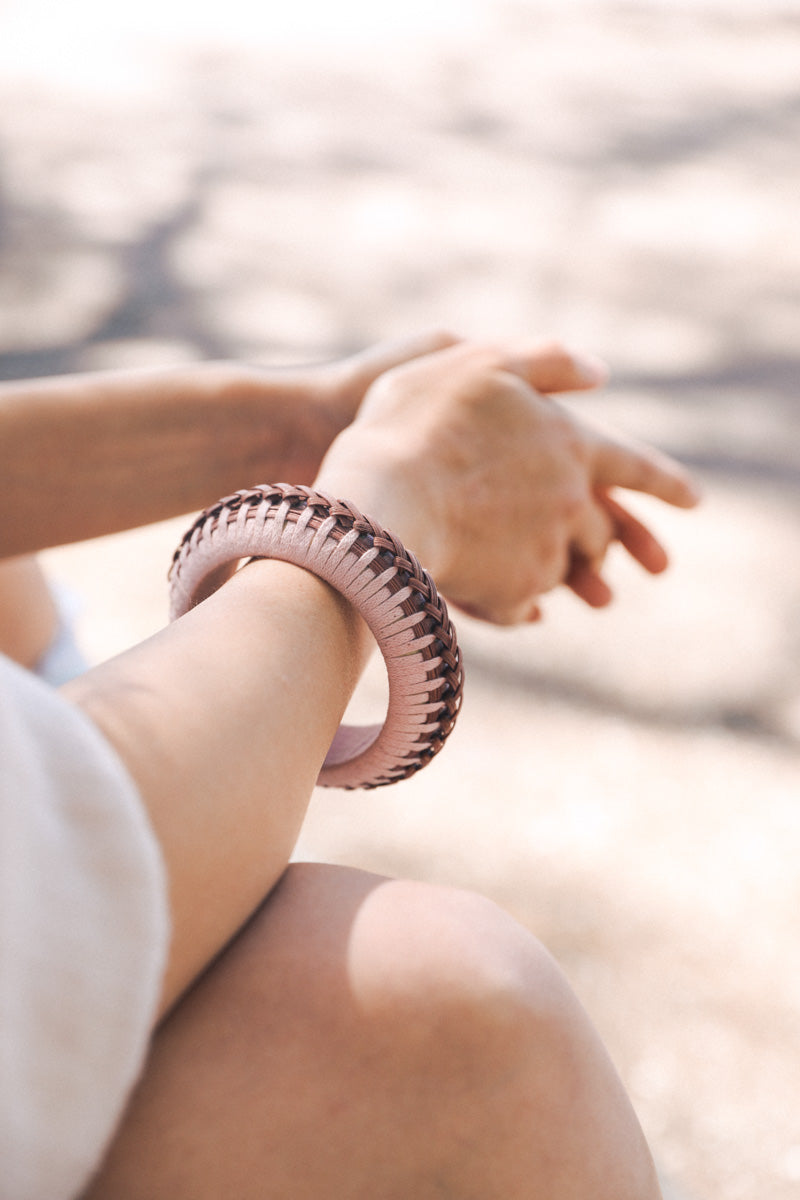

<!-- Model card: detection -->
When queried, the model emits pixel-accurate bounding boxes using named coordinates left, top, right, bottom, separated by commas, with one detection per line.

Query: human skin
left=316, top=339, right=700, bottom=623
left=0, top=333, right=697, bottom=665
left=58, top=336, right=697, bottom=1012
left=68, top=558, right=662, bottom=1199
left=0, top=330, right=455, bottom=665
left=65, top=558, right=373, bottom=1015
left=30, top=336, right=692, bottom=1196
left=0, top=556, right=58, bottom=667
left=0, top=331, right=457, bottom=558
left=80, top=865, right=663, bottom=1200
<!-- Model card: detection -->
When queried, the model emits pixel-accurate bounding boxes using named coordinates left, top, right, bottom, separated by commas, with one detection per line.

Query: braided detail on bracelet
left=168, top=484, right=463, bottom=790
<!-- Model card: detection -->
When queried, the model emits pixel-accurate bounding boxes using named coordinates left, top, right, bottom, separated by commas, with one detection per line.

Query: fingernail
left=573, top=351, right=610, bottom=385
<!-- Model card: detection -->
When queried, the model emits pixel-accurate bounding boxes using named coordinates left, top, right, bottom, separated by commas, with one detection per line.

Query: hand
left=313, top=328, right=461, bottom=431
left=315, top=339, right=700, bottom=626
left=273, top=330, right=460, bottom=484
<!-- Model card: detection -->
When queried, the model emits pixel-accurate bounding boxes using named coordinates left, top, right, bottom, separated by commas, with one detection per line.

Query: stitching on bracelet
left=169, top=483, right=464, bottom=788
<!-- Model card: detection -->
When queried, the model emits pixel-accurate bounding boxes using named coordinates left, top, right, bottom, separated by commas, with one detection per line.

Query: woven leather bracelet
left=168, top=484, right=463, bottom=790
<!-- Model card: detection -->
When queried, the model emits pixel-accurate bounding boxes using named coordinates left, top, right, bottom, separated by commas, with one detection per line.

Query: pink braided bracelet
left=168, top=484, right=463, bottom=790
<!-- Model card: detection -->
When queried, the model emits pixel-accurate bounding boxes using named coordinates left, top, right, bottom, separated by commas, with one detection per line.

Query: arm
left=63, top=557, right=373, bottom=1018
left=0, top=332, right=456, bottom=557
left=62, top=337, right=699, bottom=1019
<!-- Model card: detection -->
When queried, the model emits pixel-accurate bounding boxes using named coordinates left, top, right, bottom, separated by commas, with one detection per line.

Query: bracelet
left=168, top=484, right=463, bottom=790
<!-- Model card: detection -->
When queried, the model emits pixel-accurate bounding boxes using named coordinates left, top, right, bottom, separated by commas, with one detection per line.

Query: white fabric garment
left=32, top=585, right=88, bottom=687
left=0, top=654, right=169, bottom=1200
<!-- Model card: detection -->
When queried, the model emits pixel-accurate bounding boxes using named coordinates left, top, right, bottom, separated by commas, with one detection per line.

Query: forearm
left=62, top=558, right=373, bottom=1016
left=0, top=362, right=343, bottom=556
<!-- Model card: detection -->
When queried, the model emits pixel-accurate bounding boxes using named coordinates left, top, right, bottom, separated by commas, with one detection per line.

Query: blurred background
left=1, top=1, right=798, bottom=1197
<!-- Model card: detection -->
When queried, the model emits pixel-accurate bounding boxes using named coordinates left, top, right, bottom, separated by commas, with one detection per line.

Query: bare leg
left=0, top=555, right=58, bottom=668
left=83, top=863, right=660, bottom=1200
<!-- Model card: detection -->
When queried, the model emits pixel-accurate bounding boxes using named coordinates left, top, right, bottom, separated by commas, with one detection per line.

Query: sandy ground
left=2, top=3, right=799, bottom=1197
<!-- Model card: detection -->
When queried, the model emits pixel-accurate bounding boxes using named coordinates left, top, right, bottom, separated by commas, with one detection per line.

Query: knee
left=267, top=865, right=589, bottom=1073
left=257, top=865, right=577, bottom=1081
left=337, top=874, right=660, bottom=1199
left=345, top=876, right=570, bottom=1051
left=245, top=865, right=659, bottom=1197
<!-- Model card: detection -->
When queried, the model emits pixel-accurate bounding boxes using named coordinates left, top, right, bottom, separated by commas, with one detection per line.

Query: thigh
left=80, top=866, right=420, bottom=1198
left=82, top=862, right=660, bottom=1200
left=84, top=864, right=484, bottom=1199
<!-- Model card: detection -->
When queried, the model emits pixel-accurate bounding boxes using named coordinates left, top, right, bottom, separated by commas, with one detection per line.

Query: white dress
left=0, top=654, right=168, bottom=1200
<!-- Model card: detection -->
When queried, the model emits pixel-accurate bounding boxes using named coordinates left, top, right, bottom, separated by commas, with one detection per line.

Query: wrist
left=314, top=438, right=439, bottom=578
left=168, top=485, right=463, bottom=789
left=229, top=556, right=374, bottom=684
left=221, top=362, right=350, bottom=483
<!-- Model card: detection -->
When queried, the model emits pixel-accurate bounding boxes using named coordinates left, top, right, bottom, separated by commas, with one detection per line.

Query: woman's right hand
left=315, top=339, right=700, bottom=626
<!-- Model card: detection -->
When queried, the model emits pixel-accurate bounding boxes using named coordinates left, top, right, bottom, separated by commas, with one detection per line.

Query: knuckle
left=541, top=537, right=571, bottom=587
left=427, top=327, right=461, bottom=350
left=559, top=482, right=589, bottom=524
left=533, top=336, right=571, bottom=363
left=460, top=340, right=510, bottom=371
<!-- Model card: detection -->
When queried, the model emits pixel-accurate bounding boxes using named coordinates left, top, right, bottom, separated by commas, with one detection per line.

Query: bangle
left=168, top=484, right=463, bottom=790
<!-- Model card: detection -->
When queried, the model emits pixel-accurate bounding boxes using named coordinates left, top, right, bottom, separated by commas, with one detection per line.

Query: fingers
left=600, top=493, right=669, bottom=575
left=449, top=587, right=545, bottom=627
left=567, top=493, right=672, bottom=608
left=344, top=329, right=462, bottom=390
left=500, top=341, right=699, bottom=511
left=351, top=334, right=609, bottom=411
left=562, top=497, right=615, bottom=608
left=327, top=333, right=698, bottom=626
left=501, top=340, right=610, bottom=395
left=591, top=435, right=701, bottom=510
left=565, top=559, right=613, bottom=608
left=571, top=498, right=614, bottom=569
left=475, top=500, right=615, bottom=623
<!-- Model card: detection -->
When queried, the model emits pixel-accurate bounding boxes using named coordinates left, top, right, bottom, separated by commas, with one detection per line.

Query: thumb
left=502, top=339, right=610, bottom=395
left=343, top=329, right=462, bottom=394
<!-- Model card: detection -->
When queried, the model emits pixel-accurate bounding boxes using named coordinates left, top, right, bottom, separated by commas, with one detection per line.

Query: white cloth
left=0, top=654, right=169, bottom=1200
left=32, top=585, right=88, bottom=687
